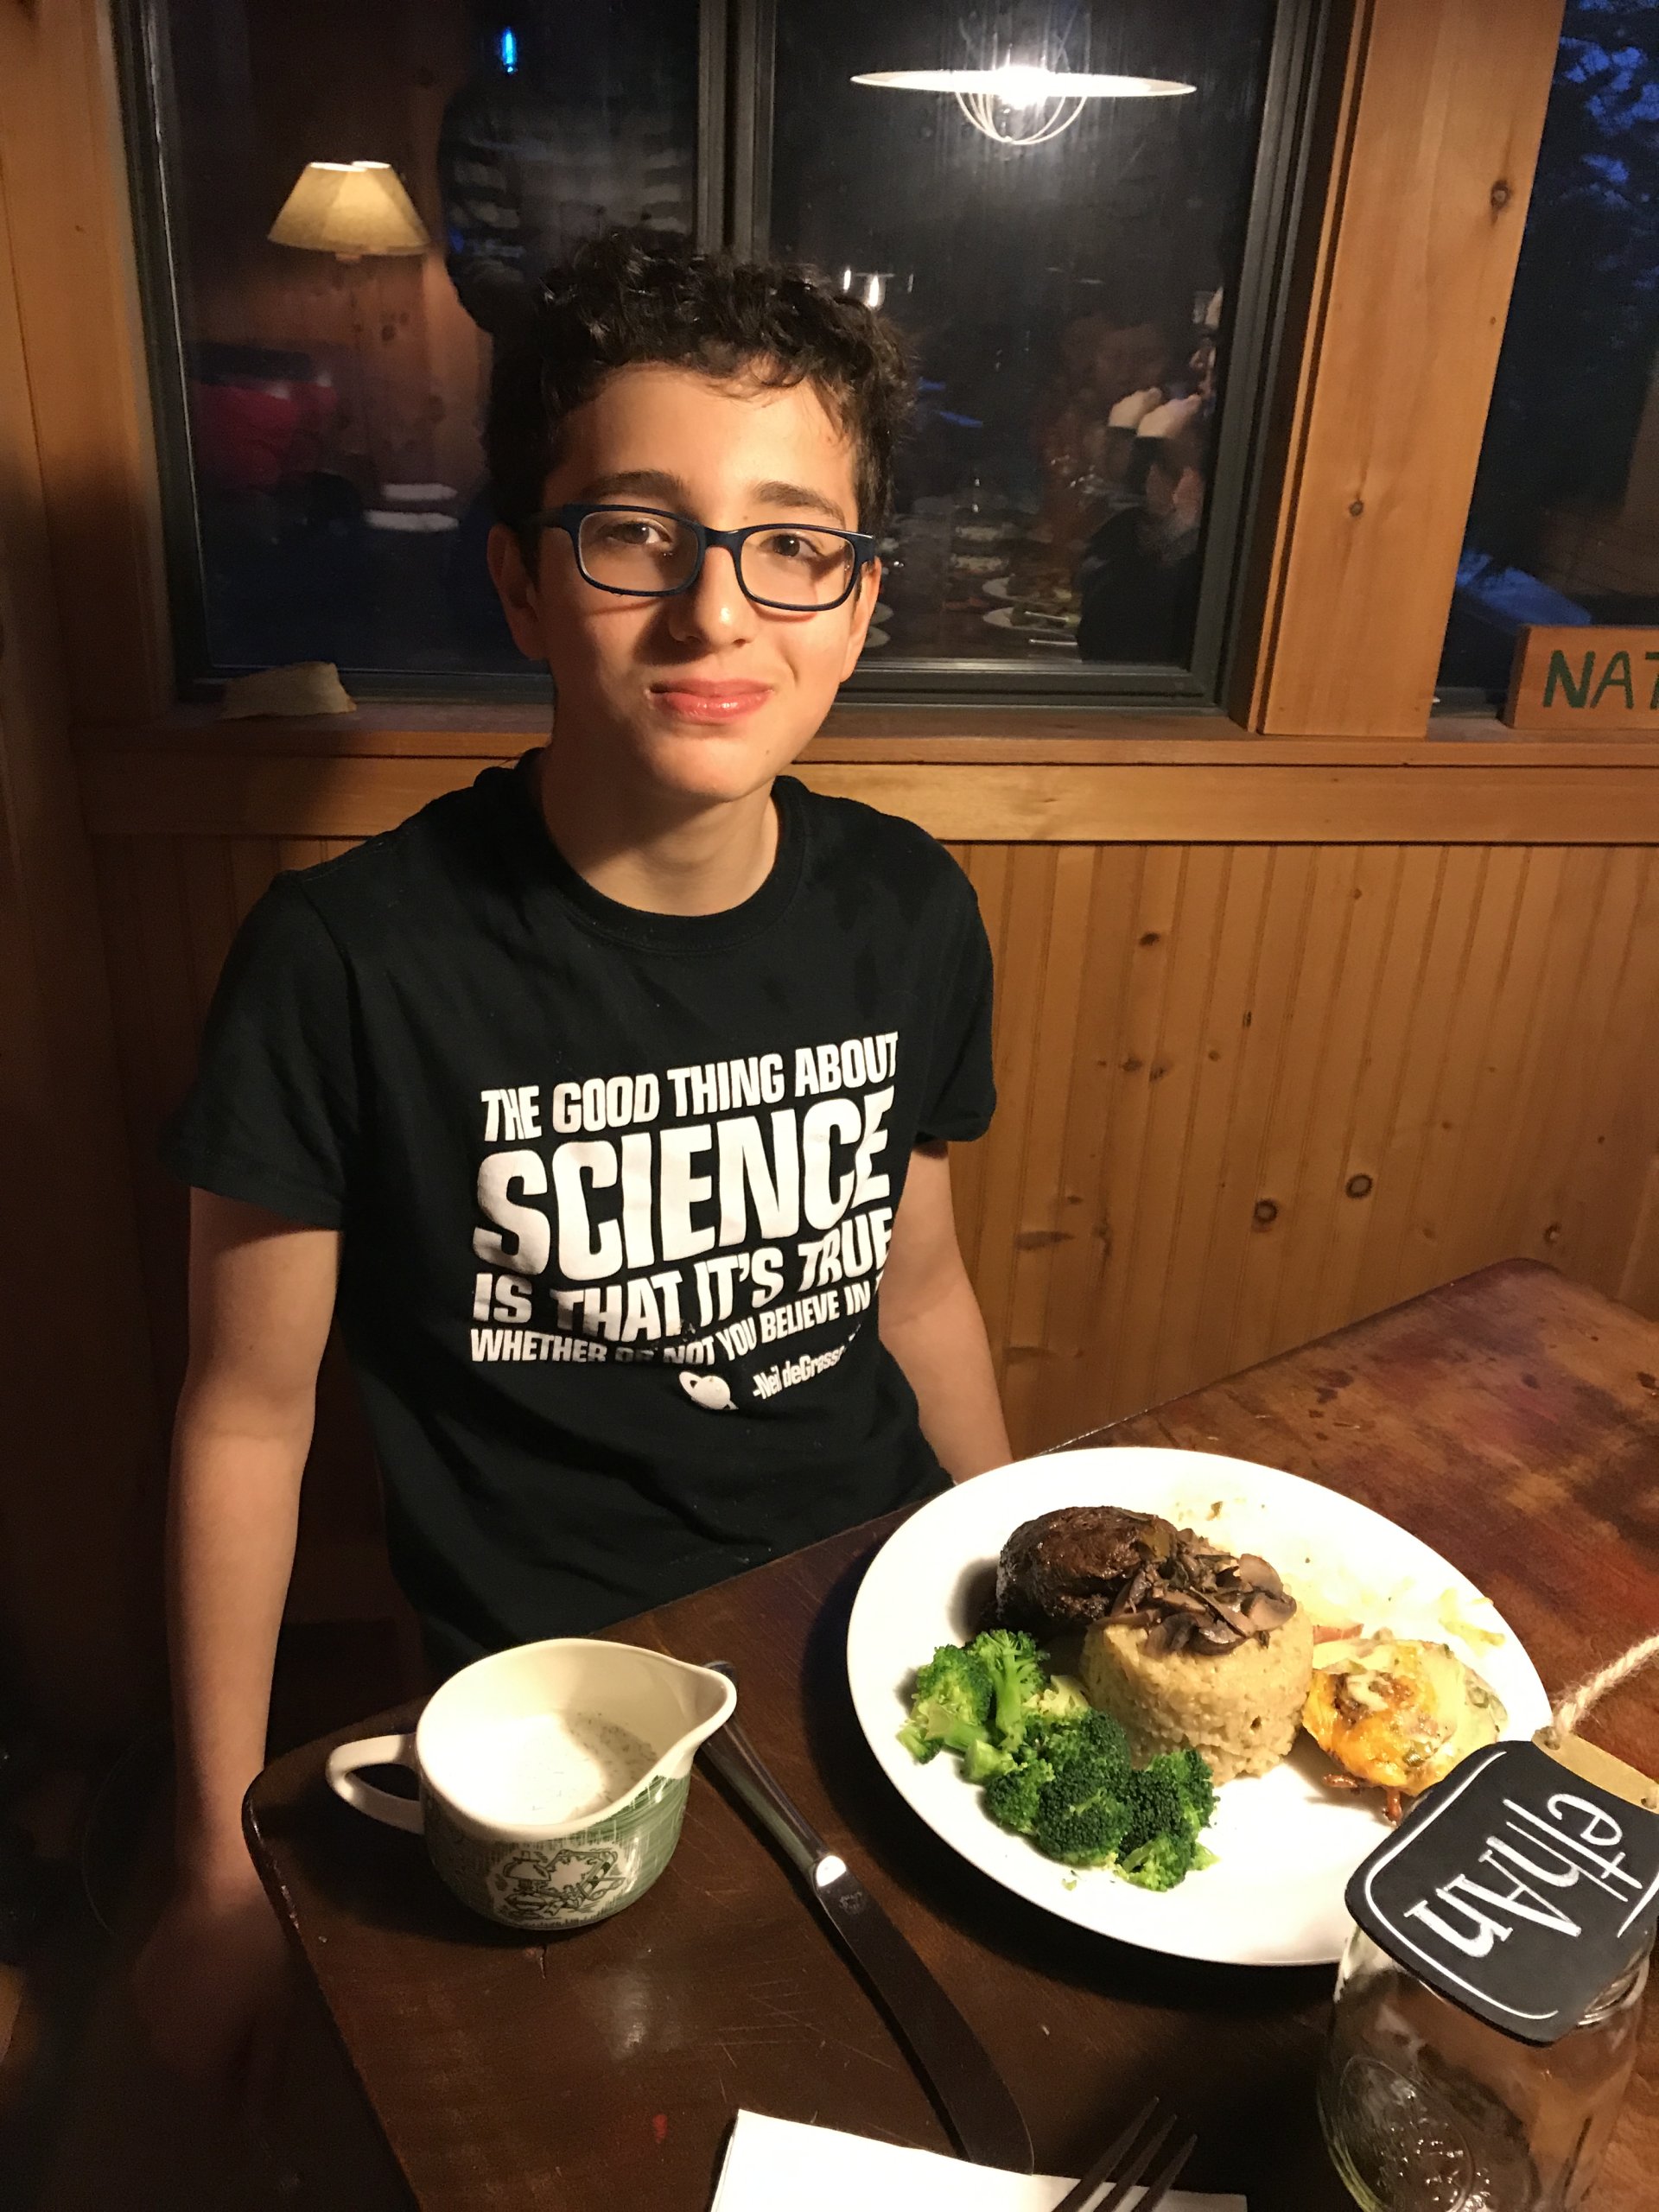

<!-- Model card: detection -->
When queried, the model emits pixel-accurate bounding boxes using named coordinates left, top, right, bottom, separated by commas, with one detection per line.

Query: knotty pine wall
left=92, top=809, right=1659, bottom=1624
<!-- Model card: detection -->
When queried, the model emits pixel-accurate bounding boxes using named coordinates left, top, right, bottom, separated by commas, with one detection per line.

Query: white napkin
left=713, top=2111, right=1244, bottom=2212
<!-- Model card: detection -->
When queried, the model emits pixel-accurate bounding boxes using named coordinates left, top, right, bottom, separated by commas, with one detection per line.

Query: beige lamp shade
left=268, top=162, right=429, bottom=258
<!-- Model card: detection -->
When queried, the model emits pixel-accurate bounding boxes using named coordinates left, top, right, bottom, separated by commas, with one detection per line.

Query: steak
left=995, top=1504, right=1178, bottom=1630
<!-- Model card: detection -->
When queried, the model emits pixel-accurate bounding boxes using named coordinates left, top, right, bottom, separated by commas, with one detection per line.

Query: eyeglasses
left=526, top=503, right=876, bottom=613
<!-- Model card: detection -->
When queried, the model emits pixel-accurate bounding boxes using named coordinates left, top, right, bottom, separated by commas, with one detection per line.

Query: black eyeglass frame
left=527, top=501, right=877, bottom=612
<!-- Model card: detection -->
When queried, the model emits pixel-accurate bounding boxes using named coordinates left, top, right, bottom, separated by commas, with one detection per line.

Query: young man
left=135, top=232, right=1008, bottom=2088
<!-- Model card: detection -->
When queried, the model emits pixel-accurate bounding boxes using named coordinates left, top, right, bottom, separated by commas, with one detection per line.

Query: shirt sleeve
left=161, top=875, right=359, bottom=1228
left=916, top=874, right=996, bottom=1144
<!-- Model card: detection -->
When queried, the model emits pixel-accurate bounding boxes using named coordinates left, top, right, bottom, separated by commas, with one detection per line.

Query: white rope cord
left=1548, top=1626, right=1659, bottom=1741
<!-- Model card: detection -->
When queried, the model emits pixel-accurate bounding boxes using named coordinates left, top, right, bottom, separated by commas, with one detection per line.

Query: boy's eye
left=753, top=529, right=837, bottom=565
left=590, top=514, right=676, bottom=550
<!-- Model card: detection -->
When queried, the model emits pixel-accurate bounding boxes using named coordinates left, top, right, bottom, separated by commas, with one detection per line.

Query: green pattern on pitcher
left=423, top=1774, right=690, bottom=1929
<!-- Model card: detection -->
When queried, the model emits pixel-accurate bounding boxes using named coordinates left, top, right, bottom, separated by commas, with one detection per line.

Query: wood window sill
left=73, top=703, right=1659, bottom=771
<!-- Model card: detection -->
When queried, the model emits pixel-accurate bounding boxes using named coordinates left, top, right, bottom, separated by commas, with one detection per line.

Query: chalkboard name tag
left=1503, top=624, right=1659, bottom=730
left=1346, top=1739, right=1659, bottom=2045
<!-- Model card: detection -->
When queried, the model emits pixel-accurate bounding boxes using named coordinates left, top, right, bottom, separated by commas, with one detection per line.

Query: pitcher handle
left=325, top=1732, right=424, bottom=1834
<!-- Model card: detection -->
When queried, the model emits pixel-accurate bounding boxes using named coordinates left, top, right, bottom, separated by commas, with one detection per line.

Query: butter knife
left=699, top=1662, right=1034, bottom=2174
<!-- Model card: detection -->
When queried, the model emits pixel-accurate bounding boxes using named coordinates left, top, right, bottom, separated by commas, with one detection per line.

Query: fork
left=1050, top=2097, right=1199, bottom=2212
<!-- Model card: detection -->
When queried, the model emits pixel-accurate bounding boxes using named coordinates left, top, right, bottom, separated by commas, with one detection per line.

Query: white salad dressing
left=474, top=1710, right=658, bottom=1825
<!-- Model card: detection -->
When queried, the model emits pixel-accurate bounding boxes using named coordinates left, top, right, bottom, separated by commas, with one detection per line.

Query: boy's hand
left=132, top=1864, right=292, bottom=2109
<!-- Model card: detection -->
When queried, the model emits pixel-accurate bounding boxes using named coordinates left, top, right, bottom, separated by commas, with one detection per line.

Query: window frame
left=117, top=0, right=1335, bottom=710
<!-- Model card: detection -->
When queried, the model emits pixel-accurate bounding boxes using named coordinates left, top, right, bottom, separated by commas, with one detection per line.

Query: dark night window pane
left=768, top=0, right=1279, bottom=679
left=147, top=0, right=696, bottom=679
left=1440, top=1, right=1659, bottom=699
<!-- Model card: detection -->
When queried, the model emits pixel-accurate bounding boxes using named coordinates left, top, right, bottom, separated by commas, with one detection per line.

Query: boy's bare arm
left=168, top=1188, right=339, bottom=1877
left=134, top=1189, right=339, bottom=2085
left=877, top=1143, right=1011, bottom=1481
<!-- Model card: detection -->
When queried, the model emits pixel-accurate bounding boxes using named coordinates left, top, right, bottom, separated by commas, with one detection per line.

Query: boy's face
left=489, top=364, right=878, bottom=805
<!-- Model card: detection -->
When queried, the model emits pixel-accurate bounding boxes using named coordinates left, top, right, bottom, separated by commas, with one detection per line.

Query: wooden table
left=246, top=1261, right=1659, bottom=2209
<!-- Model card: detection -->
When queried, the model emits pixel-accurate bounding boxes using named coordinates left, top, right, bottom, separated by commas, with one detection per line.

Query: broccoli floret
left=1038, top=1707, right=1132, bottom=1784
left=982, top=1751, right=1055, bottom=1834
left=967, top=1629, right=1047, bottom=1745
left=896, top=1644, right=994, bottom=1763
left=1119, top=1747, right=1217, bottom=1855
left=1117, top=1834, right=1218, bottom=1891
left=1029, top=1673, right=1091, bottom=1724
left=1033, top=1759, right=1134, bottom=1867
left=914, top=1643, right=995, bottom=1721
left=963, top=1735, right=1017, bottom=1784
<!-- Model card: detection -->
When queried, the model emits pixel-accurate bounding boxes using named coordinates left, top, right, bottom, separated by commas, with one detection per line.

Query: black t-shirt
left=164, top=760, right=995, bottom=1662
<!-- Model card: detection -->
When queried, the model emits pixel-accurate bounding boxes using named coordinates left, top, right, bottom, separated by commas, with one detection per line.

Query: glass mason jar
left=1319, top=1923, right=1649, bottom=2210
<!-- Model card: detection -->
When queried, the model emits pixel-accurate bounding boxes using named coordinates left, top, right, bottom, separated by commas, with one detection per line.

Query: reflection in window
left=768, top=0, right=1277, bottom=677
left=1442, top=1, right=1659, bottom=696
left=152, top=0, right=696, bottom=677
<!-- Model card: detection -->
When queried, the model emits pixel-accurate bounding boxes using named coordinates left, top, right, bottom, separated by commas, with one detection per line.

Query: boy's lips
left=649, top=678, right=773, bottom=723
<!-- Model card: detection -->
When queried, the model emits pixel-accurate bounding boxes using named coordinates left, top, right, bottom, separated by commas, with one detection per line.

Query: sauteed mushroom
left=996, top=1504, right=1299, bottom=1653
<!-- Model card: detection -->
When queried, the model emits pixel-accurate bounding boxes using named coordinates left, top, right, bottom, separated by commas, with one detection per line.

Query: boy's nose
left=664, top=543, right=757, bottom=646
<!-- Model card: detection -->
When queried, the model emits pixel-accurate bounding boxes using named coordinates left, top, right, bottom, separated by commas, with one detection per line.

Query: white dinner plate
left=982, top=606, right=1078, bottom=647
left=845, top=1447, right=1549, bottom=1967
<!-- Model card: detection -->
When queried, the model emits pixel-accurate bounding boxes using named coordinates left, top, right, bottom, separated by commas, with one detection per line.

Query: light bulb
left=990, top=64, right=1053, bottom=109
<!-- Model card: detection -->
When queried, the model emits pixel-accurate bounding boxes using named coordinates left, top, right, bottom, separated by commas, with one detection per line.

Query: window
left=766, top=0, right=1287, bottom=699
left=121, top=0, right=1324, bottom=704
left=1440, top=1, right=1659, bottom=702
left=125, top=0, right=699, bottom=684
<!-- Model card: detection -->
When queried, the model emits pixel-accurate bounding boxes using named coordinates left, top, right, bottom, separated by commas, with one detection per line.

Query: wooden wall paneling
left=1008, top=849, right=1146, bottom=1446
left=1228, top=846, right=1363, bottom=1371
left=1150, top=845, right=1274, bottom=1408
left=1504, top=849, right=1654, bottom=1276
left=956, top=844, right=1048, bottom=1351
left=0, top=132, right=166, bottom=1736
left=1080, top=851, right=1185, bottom=1420
left=1453, top=849, right=1590, bottom=1289
left=1319, top=844, right=1451, bottom=1328
left=1570, top=858, right=1659, bottom=1295
left=1429, top=849, right=1568, bottom=1289
left=1107, top=846, right=1231, bottom=1418
left=1393, top=846, right=1531, bottom=1300
left=1487, top=849, right=1624, bottom=1279
left=1503, top=849, right=1659, bottom=1306
left=1265, top=842, right=1404, bottom=1358
left=1000, top=846, right=1096, bottom=1388
left=1243, top=0, right=1567, bottom=737
left=1344, top=849, right=1484, bottom=1318
left=1187, top=848, right=1317, bottom=1393
left=942, top=844, right=1007, bottom=1287
left=1618, top=1149, right=1659, bottom=1316
left=0, top=0, right=169, bottom=724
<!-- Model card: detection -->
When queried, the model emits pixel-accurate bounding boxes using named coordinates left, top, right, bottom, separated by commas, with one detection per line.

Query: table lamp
left=268, top=161, right=429, bottom=261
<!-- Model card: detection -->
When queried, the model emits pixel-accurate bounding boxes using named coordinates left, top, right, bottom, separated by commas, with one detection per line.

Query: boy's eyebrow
left=577, top=470, right=852, bottom=527
left=747, top=480, right=852, bottom=526
left=580, top=468, right=687, bottom=505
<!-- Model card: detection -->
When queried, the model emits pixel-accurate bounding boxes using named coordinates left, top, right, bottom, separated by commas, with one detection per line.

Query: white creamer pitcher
left=326, top=1638, right=736, bottom=1930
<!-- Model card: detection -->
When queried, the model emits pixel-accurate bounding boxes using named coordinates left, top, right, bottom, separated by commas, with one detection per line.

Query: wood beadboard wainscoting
left=82, top=721, right=1659, bottom=1626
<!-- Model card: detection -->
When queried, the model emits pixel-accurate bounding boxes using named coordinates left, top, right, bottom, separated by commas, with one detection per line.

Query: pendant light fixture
left=851, top=60, right=1193, bottom=149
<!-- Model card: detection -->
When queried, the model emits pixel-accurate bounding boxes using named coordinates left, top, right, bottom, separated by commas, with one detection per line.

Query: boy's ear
left=487, top=524, right=550, bottom=661
left=837, top=556, right=881, bottom=683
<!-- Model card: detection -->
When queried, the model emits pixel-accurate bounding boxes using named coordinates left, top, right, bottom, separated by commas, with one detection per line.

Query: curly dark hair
left=486, top=231, right=913, bottom=546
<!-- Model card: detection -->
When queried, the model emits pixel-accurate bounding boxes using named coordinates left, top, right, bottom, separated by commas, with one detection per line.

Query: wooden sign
left=1504, top=624, right=1659, bottom=730
left=1346, top=1739, right=1659, bottom=2045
